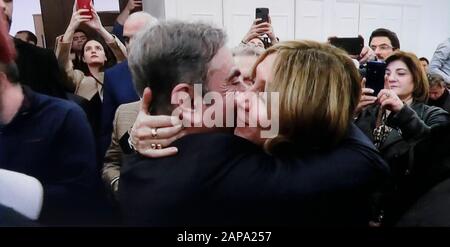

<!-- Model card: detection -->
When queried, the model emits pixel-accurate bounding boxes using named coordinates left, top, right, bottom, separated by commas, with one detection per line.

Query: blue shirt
left=0, top=87, right=97, bottom=224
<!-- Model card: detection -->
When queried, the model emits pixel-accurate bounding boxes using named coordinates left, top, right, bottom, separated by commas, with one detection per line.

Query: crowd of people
left=1, top=0, right=450, bottom=227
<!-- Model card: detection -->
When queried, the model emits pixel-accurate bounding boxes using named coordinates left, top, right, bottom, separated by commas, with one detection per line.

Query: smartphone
left=329, top=36, right=364, bottom=56
left=365, top=61, right=387, bottom=96
left=256, top=8, right=269, bottom=25
left=77, top=0, right=93, bottom=18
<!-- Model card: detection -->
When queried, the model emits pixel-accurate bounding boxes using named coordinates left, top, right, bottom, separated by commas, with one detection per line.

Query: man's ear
left=171, top=83, right=194, bottom=110
left=171, top=83, right=199, bottom=127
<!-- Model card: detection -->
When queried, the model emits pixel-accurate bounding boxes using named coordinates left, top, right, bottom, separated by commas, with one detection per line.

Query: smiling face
left=386, top=60, right=414, bottom=101
left=83, top=40, right=106, bottom=66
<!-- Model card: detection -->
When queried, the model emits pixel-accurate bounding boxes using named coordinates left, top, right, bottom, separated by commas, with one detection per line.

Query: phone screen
left=365, top=61, right=387, bottom=96
left=77, top=0, right=93, bottom=18
left=256, top=8, right=269, bottom=24
left=329, top=37, right=364, bottom=56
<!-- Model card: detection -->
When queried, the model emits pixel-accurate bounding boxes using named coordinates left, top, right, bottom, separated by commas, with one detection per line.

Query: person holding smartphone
left=354, top=51, right=450, bottom=226
left=241, top=9, right=278, bottom=49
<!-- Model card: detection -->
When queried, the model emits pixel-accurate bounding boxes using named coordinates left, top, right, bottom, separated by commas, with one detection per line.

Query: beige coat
left=102, top=101, right=140, bottom=199
left=55, top=35, right=127, bottom=101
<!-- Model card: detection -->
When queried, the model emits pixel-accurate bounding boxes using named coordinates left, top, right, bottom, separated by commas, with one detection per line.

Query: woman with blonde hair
left=355, top=51, right=450, bottom=226
left=236, top=40, right=362, bottom=154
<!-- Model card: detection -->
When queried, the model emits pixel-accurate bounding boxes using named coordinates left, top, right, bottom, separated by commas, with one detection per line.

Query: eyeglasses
left=370, top=44, right=394, bottom=51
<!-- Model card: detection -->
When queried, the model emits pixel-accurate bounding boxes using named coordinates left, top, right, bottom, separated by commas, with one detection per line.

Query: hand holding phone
left=256, top=8, right=269, bottom=25
left=77, top=0, right=93, bottom=18
left=329, top=36, right=364, bottom=56
left=365, top=61, right=387, bottom=97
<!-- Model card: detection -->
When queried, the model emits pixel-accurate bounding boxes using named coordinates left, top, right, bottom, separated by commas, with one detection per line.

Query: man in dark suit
left=100, top=12, right=157, bottom=158
left=119, top=21, right=389, bottom=226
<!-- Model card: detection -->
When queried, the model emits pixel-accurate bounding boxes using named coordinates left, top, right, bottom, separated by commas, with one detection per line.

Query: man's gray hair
left=128, top=21, right=226, bottom=114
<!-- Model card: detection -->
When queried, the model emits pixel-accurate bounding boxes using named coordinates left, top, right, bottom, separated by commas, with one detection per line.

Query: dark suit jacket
left=14, top=38, right=67, bottom=99
left=120, top=124, right=389, bottom=226
left=100, top=61, right=139, bottom=158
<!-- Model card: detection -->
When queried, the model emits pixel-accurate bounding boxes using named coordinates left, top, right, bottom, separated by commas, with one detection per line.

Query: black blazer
left=14, top=38, right=67, bottom=99
left=119, top=124, right=389, bottom=226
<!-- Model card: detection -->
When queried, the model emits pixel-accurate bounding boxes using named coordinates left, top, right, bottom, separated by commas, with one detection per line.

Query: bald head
left=123, top=12, right=158, bottom=49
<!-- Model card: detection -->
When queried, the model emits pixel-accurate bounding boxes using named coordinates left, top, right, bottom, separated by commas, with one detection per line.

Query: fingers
left=362, top=87, right=374, bottom=95
left=384, top=75, right=390, bottom=89
left=135, top=115, right=182, bottom=129
left=139, top=147, right=179, bottom=158
left=140, top=87, right=152, bottom=114
left=253, top=18, right=262, bottom=25
left=134, top=124, right=184, bottom=141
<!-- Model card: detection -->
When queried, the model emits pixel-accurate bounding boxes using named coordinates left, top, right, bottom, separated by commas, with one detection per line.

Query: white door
left=165, top=0, right=223, bottom=27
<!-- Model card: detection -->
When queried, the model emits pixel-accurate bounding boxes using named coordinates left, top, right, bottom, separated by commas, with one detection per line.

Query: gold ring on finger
left=151, top=128, right=158, bottom=138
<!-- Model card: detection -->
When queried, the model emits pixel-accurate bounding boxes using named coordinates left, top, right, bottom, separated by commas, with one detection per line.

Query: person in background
left=429, top=37, right=450, bottom=85
left=112, top=0, right=142, bottom=44
left=0, top=11, right=97, bottom=225
left=354, top=51, right=450, bottom=226
left=419, top=57, right=429, bottom=73
left=369, top=28, right=400, bottom=62
left=56, top=4, right=126, bottom=139
left=241, top=17, right=278, bottom=49
left=99, top=12, right=157, bottom=160
left=1, top=0, right=67, bottom=99
left=427, top=73, right=450, bottom=113
left=14, top=30, right=37, bottom=46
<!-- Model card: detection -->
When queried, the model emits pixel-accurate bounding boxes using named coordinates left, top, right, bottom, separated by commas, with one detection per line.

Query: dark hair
left=16, top=30, right=38, bottom=45
left=74, top=29, right=88, bottom=36
left=129, top=21, right=226, bottom=115
left=80, top=38, right=117, bottom=74
left=369, top=28, right=400, bottom=50
left=385, top=51, right=429, bottom=102
left=419, top=57, right=429, bottom=65
left=428, top=73, right=445, bottom=88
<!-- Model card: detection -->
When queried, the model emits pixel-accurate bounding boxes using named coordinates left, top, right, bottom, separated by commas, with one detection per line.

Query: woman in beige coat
left=56, top=5, right=126, bottom=138
left=56, top=5, right=126, bottom=102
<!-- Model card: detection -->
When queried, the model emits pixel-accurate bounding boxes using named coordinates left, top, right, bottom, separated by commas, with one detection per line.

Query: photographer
left=241, top=16, right=278, bottom=49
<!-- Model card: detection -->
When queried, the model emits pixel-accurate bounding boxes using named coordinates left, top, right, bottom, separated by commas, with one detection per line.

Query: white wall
left=9, top=0, right=119, bottom=36
left=10, top=0, right=450, bottom=59
left=9, top=0, right=41, bottom=36
left=418, top=0, right=450, bottom=60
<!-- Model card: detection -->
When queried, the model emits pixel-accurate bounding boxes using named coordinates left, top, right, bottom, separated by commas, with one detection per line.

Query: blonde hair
left=253, top=40, right=362, bottom=154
